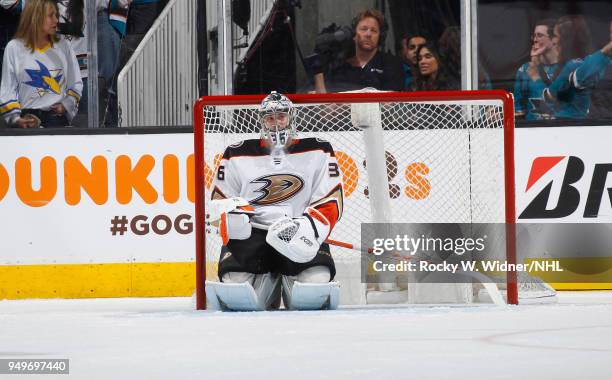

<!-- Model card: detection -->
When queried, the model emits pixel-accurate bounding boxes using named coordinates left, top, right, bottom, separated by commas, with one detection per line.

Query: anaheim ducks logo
left=251, top=174, right=304, bottom=205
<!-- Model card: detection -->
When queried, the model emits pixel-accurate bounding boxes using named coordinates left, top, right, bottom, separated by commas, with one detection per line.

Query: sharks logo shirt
left=0, top=37, right=82, bottom=125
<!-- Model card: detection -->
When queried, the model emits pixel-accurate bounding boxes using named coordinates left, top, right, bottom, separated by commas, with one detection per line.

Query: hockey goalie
left=205, top=92, right=343, bottom=311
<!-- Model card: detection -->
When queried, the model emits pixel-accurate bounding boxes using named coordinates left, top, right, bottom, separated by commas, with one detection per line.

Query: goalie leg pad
left=281, top=266, right=329, bottom=304
left=281, top=278, right=340, bottom=310
left=221, top=271, right=255, bottom=283
left=206, top=280, right=260, bottom=311
left=297, top=265, right=331, bottom=283
left=282, top=266, right=337, bottom=310
left=206, top=272, right=280, bottom=311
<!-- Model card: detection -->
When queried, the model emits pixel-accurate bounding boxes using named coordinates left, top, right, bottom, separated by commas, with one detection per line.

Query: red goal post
left=193, top=90, right=518, bottom=310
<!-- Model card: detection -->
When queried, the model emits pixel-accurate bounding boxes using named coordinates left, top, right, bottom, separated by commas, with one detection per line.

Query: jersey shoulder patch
left=222, top=139, right=267, bottom=159
left=288, top=137, right=335, bottom=156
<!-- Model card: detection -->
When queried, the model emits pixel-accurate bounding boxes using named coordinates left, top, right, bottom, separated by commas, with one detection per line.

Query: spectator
left=398, top=33, right=426, bottom=90
left=412, top=42, right=457, bottom=91
left=438, top=26, right=461, bottom=88
left=513, top=19, right=559, bottom=120
left=529, top=15, right=606, bottom=119
left=117, top=0, right=167, bottom=69
left=314, top=8, right=404, bottom=93
left=98, top=1, right=121, bottom=95
left=553, top=32, right=612, bottom=104
left=104, top=0, right=167, bottom=127
left=0, top=2, right=21, bottom=127
left=0, top=0, right=82, bottom=128
left=1, top=2, right=22, bottom=85
left=56, top=0, right=89, bottom=127
left=589, top=20, right=612, bottom=119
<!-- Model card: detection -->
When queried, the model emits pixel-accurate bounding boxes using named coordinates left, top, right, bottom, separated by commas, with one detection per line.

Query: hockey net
left=193, top=90, right=556, bottom=309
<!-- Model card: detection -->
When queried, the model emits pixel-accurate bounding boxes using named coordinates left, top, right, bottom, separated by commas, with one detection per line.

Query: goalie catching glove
left=206, top=197, right=255, bottom=245
left=266, top=207, right=331, bottom=263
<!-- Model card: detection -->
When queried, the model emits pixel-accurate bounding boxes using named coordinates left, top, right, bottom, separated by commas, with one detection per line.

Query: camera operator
left=313, top=9, right=404, bottom=93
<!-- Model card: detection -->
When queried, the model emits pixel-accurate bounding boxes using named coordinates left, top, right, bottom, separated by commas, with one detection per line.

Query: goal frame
left=193, top=90, right=517, bottom=310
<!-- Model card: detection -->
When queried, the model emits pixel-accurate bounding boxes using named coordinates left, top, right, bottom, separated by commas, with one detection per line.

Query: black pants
left=21, top=109, right=70, bottom=128
left=218, top=228, right=336, bottom=280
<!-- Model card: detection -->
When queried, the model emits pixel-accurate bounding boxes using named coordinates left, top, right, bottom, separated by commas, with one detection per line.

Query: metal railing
left=117, top=0, right=199, bottom=127
left=117, top=0, right=276, bottom=126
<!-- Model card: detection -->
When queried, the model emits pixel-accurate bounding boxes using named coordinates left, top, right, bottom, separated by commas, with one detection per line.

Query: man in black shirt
left=314, top=9, right=405, bottom=93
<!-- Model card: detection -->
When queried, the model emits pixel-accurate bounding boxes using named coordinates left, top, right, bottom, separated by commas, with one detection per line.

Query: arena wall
left=0, top=126, right=611, bottom=299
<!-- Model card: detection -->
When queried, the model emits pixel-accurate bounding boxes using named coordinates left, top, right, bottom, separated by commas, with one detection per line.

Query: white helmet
left=259, top=91, right=295, bottom=149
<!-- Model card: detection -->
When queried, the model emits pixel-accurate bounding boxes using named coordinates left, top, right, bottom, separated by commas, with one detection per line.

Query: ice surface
left=1, top=292, right=611, bottom=379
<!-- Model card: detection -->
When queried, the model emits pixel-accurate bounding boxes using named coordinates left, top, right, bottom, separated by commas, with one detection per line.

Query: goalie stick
left=253, top=221, right=505, bottom=305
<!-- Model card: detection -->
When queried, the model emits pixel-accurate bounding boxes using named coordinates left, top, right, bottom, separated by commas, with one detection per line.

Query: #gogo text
left=110, top=214, right=193, bottom=236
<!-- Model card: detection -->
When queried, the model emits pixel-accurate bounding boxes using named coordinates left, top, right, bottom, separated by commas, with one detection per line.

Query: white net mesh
left=196, top=93, right=554, bottom=305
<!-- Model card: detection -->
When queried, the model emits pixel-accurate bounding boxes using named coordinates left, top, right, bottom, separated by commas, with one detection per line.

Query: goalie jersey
left=211, top=137, right=343, bottom=234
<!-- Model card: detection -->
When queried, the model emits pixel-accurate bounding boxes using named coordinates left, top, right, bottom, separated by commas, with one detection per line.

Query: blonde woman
left=0, top=0, right=82, bottom=128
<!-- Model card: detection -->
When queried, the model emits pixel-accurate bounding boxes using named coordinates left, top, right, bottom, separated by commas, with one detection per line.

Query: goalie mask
left=259, top=91, right=296, bottom=149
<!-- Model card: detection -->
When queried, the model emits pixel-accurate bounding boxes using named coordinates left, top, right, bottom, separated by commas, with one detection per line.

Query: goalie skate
left=205, top=273, right=280, bottom=311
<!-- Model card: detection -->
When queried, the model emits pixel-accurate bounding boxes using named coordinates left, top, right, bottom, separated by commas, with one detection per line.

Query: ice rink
left=1, top=292, right=612, bottom=379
